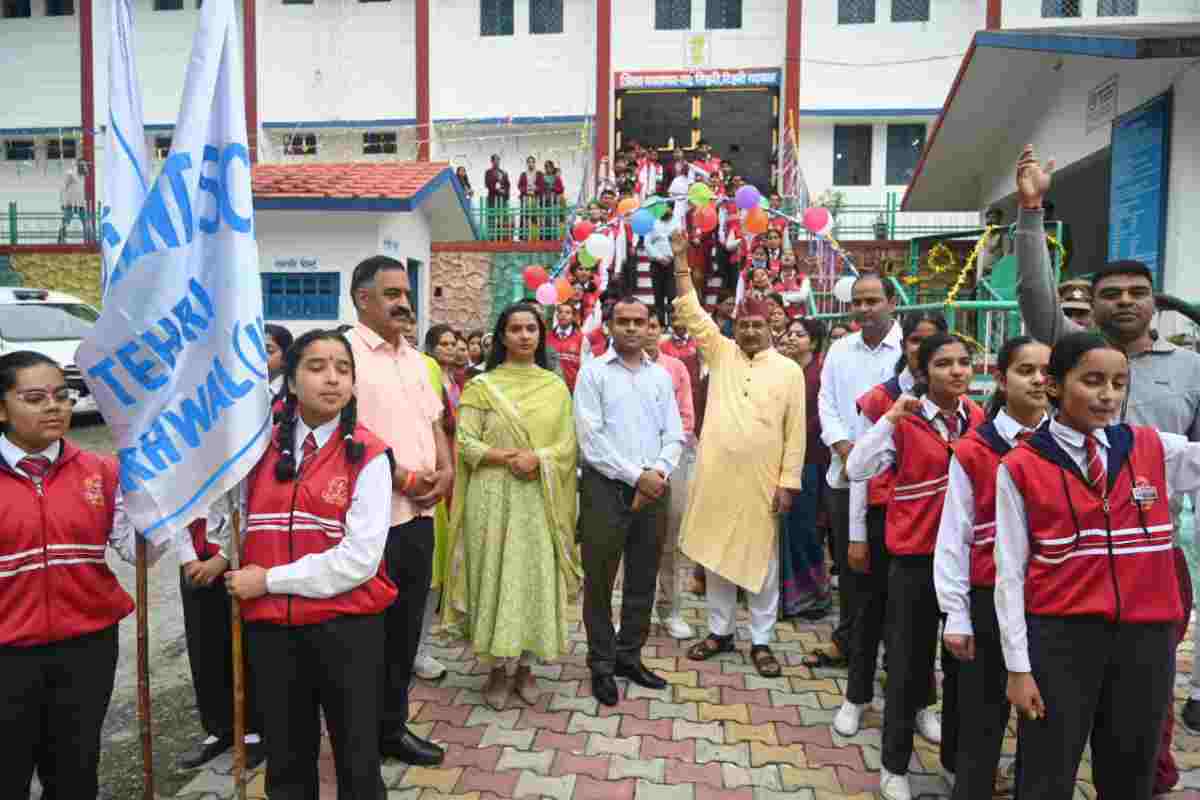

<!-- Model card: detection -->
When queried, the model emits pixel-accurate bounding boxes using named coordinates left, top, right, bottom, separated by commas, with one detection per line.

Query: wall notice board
left=1108, top=90, right=1172, bottom=289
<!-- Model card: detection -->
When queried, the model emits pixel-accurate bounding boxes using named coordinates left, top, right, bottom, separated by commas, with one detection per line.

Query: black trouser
left=846, top=506, right=890, bottom=704
left=1018, top=615, right=1173, bottom=800
left=829, top=487, right=857, bottom=656
left=882, top=555, right=955, bottom=775
left=950, top=587, right=1009, bottom=800
left=180, top=561, right=262, bottom=739
left=248, top=614, right=386, bottom=800
left=650, top=259, right=676, bottom=325
left=0, top=624, right=118, bottom=800
left=579, top=466, right=665, bottom=677
left=379, top=517, right=434, bottom=739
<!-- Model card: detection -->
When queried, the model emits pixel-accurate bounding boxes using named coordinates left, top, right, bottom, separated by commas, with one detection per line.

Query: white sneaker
left=833, top=700, right=865, bottom=737
left=663, top=614, right=695, bottom=640
left=916, top=708, right=942, bottom=744
left=414, top=654, right=446, bottom=681
left=879, top=767, right=913, bottom=800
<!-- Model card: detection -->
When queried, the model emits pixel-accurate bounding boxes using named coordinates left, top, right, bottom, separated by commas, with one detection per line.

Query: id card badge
left=1132, top=479, right=1159, bottom=511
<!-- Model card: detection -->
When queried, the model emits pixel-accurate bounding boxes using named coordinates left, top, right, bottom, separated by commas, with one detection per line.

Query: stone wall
left=9, top=251, right=103, bottom=307
left=430, top=251, right=492, bottom=332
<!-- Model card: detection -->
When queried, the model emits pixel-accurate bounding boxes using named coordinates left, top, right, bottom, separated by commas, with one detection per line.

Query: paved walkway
left=175, top=573, right=1200, bottom=800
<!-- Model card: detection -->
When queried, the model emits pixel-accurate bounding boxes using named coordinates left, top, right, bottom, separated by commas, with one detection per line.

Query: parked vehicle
left=0, top=287, right=100, bottom=414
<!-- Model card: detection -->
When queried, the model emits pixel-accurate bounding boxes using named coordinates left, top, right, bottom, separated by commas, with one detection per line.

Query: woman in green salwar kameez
left=445, top=302, right=581, bottom=710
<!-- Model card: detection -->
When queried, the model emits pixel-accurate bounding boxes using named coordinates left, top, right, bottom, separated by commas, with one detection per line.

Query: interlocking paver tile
left=634, top=778, right=695, bottom=800
left=721, top=763, right=784, bottom=789
left=674, top=719, right=725, bottom=742
left=768, top=690, right=821, bottom=708
left=574, top=775, right=637, bottom=800
left=512, top=772, right=575, bottom=800
left=748, top=705, right=800, bottom=726
left=429, top=722, right=485, bottom=748
left=665, top=758, right=725, bottom=788
left=724, top=721, right=777, bottom=745
left=805, top=744, right=865, bottom=771
left=749, top=742, right=806, bottom=768
left=629, top=683, right=676, bottom=701
left=608, top=755, right=667, bottom=781
left=550, top=694, right=599, bottom=714
left=650, top=699, right=700, bottom=721
left=464, top=707, right=520, bottom=729
left=416, top=703, right=472, bottom=727
left=699, top=670, right=746, bottom=689
left=834, top=766, right=879, bottom=794
left=439, top=744, right=502, bottom=772
left=455, top=767, right=519, bottom=796
left=586, top=733, right=642, bottom=759
left=779, top=765, right=842, bottom=793
left=400, top=766, right=463, bottom=793
left=568, top=712, right=621, bottom=737
left=659, top=669, right=700, bottom=687
left=495, top=746, right=555, bottom=775
left=600, top=698, right=651, bottom=719
left=533, top=729, right=589, bottom=753
left=620, top=715, right=674, bottom=739
left=699, top=702, right=751, bottom=724
left=678, top=685, right=722, bottom=703
left=519, top=709, right=571, bottom=733
left=478, top=724, right=535, bottom=749
left=694, top=786, right=754, bottom=800
left=551, top=751, right=611, bottom=780
left=696, top=740, right=752, bottom=767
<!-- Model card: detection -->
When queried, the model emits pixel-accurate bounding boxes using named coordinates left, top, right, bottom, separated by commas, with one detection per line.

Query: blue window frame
left=838, top=0, right=874, bottom=24
left=530, top=0, right=562, bottom=33
left=705, top=0, right=740, bottom=29
left=261, top=272, right=340, bottom=320
left=886, top=123, right=926, bottom=185
left=1098, top=0, right=1136, bottom=15
left=481, top=0, right=514, bottom=36
left=1041, top=0, right=1080, bottom=17
left=655, top=0, right=690, bottom=30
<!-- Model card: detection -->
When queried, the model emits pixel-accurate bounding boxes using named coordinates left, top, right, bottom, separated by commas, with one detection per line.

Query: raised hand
left=1016, top=145, right=1055, bottom=209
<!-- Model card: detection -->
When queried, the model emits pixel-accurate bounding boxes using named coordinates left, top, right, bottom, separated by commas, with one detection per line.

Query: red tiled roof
left=251, top=161, right=451, bottom=200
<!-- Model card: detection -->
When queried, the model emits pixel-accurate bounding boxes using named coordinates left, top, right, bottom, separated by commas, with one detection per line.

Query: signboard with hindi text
left=1107, top=90, right=1172, bottom=289
left=616, top=67, right=781, bottom=91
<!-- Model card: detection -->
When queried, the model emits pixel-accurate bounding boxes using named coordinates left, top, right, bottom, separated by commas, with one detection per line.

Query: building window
left=891, top=0, right=927, bottom=22
left=281, top=0, right=313, bottom=5
left=480, top=0, right=513, bottom=35
left=262, top=273, right=341, bottom=321
left=154, top=135, right=172, bottom=159
left=45, top=0, right=73, bottom=15
left=529, top=0, right=562, bottom=33
left=5, top=140, right=35, bottom=161
left=833, top=125, right=872, bottom=186
left=655, top=0, right=690, bottom=30
left=1041, top=0, right=1080, bottom=17
left=838, top=0, right=874, bottom=24
left=46, top=138, right=77, bottom=160
left=3, top=0, right=31, bottom=17
left=886, top=123, right=925, bottom=185
left=283, top=133, right=318, bottom=156
left=363, top=131, right=397, bottom=155
left=358, top=0, right=389, bottom=4
left=705, top=0, right=740, bottom=29
left=1098, top=0, right=1136, bottom=15
left=154, top=0, right=184, bottom=9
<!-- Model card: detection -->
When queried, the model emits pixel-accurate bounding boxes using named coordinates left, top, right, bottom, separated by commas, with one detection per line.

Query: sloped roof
left=251, top=161, right=450, bottom=200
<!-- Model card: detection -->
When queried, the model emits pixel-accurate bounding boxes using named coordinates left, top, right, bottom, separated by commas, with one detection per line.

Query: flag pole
left=229, top=506, right=247, bottom=800
left=136, top=537, right=154, bottom=800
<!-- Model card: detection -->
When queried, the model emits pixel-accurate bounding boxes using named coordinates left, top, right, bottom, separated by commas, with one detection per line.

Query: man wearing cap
left=1058, top=279, right=1093, bottom=328
left=668, top=230, right=807, bottom=679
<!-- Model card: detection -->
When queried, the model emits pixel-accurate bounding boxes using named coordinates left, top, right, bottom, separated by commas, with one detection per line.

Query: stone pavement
left=175, top=573, right=1200, bottom=800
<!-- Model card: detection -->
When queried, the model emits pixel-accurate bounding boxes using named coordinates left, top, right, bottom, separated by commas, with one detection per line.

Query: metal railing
left=3, top=202, right=98, bottom=245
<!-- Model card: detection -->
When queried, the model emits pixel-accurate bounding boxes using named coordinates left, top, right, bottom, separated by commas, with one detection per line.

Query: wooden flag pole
left=229, top=506, right=248, bottom=800
left=136, top=537, right=154, bottom=800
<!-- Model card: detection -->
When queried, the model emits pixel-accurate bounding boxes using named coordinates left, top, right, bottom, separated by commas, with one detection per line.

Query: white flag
left=99, top=0, right=150, bottom=296
left=78, top=0, right=270, bottom=545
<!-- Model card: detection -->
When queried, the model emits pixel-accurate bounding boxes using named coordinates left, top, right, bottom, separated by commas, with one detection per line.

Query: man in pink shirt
left=346, top=255, right=452, bottom=767
left=644, top=315, right=696, bottom=640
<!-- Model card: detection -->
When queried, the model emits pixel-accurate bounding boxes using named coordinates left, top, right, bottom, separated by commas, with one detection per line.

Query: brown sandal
left=687, top=634, right=737, bottom=661
left=801, top=646, right=847, bottom=669
left=483, top=667, right=509, bottom=710
left=750, top=645, right=782, bottom=678
left=513, top=666, right=541, bottom=706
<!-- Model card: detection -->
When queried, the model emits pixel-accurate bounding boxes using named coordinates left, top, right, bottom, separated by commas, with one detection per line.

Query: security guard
left=1058, top=279, right=1092, bottom=327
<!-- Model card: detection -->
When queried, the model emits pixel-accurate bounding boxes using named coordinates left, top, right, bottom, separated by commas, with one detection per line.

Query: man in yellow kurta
left=669, top=230, right=806, bottom=679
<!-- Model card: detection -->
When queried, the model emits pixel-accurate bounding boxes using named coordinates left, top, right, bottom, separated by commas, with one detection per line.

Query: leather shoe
left=1184, top=699, right=1200, bottom=733
left=380, top=728, right=445, bottom=765
left=615, top=661, right=668, bottom=690
left=591, top=674, right=619, bottom=706
left=177, top=735, right=232, bottom=769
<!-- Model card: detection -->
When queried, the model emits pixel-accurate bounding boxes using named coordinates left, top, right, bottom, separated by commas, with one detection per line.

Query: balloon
left=734, top=185, right=761, bottom=210
left=585, top=233, right=613, bottom=262
left=555, top=277, right=573, bottom=303
left=630, top=209, right=656, bottom=236
left=572, top=220, right=594, bottom=241
left=617, top=197, right=639, bottom=216
left=759, top=197, right=770, bottom=210
left=833, top=275, right=856, bottom=304
left=687, top=182, right=714, bottom=208
left=803, top=206, right=832, bottom=235
left=649, top=199, right=669, bottom=220
left=535, top=282, right=558, bottom=305
left=745, top=207, right=769, bottom=235
left=522, top=265, right=549, bottom=291
left=577, top=247, right=597, bottom=267
left=694, top=205, right=718, bottom=234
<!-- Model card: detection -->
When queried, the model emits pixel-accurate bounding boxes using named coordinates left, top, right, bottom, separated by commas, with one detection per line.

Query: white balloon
left=585, top=233, right=613, bottom=261
left=833, top=276, right=856, bottom=304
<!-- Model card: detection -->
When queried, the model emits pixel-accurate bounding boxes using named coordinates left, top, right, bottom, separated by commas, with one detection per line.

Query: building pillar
left=595, top=0, right=612, bottom=166
left=415, top=0, right=430, bottom=160
left=244, top=0, right=259, bottom=161
left=79, top=0, right=95, bottom=214
left=986, top=0, right=1002, bottom=30
left=784, top=0, right=803, bottom=129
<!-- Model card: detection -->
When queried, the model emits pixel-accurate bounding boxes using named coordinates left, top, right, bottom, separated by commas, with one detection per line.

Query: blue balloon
left=631, top=209, right=656, bottom=236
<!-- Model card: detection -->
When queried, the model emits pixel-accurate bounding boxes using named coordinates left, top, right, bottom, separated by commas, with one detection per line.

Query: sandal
left=513, top=666, right=541, bottom=706
left=750, top=645, right=782, bottom=679
left=686, top=634, right=737, bottom=661
left=801, top=646, right=848, bottom=669
left=483, top=667, right=509, bottom=710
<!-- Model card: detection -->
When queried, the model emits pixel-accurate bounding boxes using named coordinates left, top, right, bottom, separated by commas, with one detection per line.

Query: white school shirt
left=215, top=415, right=393, bottom=599
left=933, top=409, right=1045, bottom=637
left=994, top=418, right=1200, bottom=673
left=818, top=321, right=903, bottom=489
left=844, top=395, right=971, bottom=483
left=848, top=368, right=915, bottom=544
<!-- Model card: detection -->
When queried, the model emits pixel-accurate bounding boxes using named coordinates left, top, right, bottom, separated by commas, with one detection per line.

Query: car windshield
left=0, top=303, right=99, bottom=341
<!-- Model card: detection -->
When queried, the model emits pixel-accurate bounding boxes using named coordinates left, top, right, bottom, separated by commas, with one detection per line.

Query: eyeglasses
left=14, top=388, right=76, bottom=408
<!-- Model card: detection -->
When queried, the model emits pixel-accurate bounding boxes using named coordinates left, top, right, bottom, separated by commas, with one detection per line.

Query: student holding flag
left=0, top=351, right=168, bottom=799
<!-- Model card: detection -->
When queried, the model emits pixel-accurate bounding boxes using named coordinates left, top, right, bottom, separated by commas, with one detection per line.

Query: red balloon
left=694, top=205, right=719, bottom=234
left=523, top=265, right=550, bottom=291
left=572, top=221, right=594, bottom=241
left=802, top=206, right=832, bottom=235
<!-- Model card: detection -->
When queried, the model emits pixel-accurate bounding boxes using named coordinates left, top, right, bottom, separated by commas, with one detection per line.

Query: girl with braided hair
left=223, top=329, right=397, bottom=798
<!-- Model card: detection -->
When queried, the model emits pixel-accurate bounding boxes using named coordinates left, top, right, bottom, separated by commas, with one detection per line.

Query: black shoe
left=177, top=735, right=233, bottom=769
left=380, top=728, right=445, bottom=765
left=1184, top=699, right=1200, bottom=733
left=245, top=741, right=266, bottom=770
left=614, top=661, right=668, bottom=690
left=592, top=674, right=619, bottom=706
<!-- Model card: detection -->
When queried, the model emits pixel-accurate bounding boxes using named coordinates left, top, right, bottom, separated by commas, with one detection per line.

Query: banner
left=78, top=0, right=271, bottom=545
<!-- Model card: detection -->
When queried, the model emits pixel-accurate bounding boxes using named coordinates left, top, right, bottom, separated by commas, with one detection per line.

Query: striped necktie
left=1085, top=434, right=1106, bottom=494
left=300, top=433, right=318, bottom=469
left=939, top=412, right=961, bottom=442
left=18, top=455, right=52, bottom=486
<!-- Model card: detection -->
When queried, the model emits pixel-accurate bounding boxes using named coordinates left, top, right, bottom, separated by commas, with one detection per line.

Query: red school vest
left=1003, top=424, right=1182, bottom=624
left=241, top=423, right=398, bottom=626
left=189, top=518, right=220, bottom=560
left=0, top=440, right=134, bottom=647
left=546, top=327, right=583, bottom=392
left=885, top=400, right=985, bottom=556
left=857, top=376, right=904, bottom=508
left=951, top=421, right=1011, bottom=588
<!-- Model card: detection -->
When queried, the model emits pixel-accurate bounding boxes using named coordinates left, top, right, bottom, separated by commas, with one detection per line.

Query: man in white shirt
left=807, top=274, right=901, bottom=667
left=643, top=205, right=682, bottom=325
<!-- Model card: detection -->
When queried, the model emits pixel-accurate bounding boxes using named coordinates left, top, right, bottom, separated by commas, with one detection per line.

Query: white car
left=0, top=287, right=101, bottom=414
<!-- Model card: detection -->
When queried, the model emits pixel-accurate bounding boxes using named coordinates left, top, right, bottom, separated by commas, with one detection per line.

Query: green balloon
left=650, top=201, right=669, bottom=220
left=688, top=182, right=714, bottom=207
left=759, top=197, right=770, bottom=210
left=578, top=247, right=597, bottom=267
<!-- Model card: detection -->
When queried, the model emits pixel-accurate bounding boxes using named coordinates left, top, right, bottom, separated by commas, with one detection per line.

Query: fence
left=3, top=202, right=98, bottom=246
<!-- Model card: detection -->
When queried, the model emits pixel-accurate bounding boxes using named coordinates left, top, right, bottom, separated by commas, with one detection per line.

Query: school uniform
left=846, top=395, right=984, bottom=778
left=995, top=419, right=1200, bottom=800
left=934, top=410, right=1044, bottom=800
left=227, top=416, right=398, bottom=800
left=0, top=434, right=142, bottom=799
